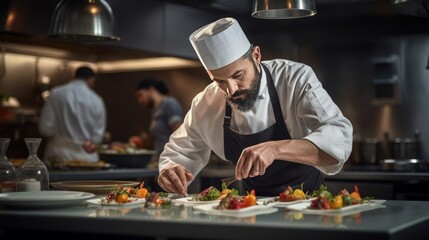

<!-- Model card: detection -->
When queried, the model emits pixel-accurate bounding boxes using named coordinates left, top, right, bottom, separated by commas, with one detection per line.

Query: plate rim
left=85, top=197, right=146, bottom=206
left=193, top=201, right=277, bottom=213
left=285, top=199, right=386, bottom=213
left=50, top=180, right=140, bottom=193
left=0, top=190, right=95, bottom=208
left=174, top=197, right=221, bottom=205
left=257, top=197, right=316, bottom=206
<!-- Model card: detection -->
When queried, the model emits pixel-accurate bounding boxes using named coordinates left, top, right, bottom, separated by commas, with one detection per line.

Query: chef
left=158, top=17, right=353, bottom=196
left=39, top=66, right=106, bottom=163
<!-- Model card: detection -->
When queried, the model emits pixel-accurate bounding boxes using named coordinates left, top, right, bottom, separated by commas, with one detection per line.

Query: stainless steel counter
left=0, top=199, right=428, bottom=240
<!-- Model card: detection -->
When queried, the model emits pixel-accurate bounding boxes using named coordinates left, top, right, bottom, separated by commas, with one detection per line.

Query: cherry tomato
left=116, top=193, right=129, bottom=203
left=107, top=191, right=116, bottom=200
left=155, top=198, right=163, bottom=207
left=342, top=195, right=352, bottom=206
left=135, top=188, right=148, bottom=198
left=293, top=189, right=306, bottom=198
left=242, top=194, right=256, bottom=207
left=350, top=192, right=361, bottom=204
left=318, top=196, right=332, bottom=209
left=227, top=197, right=242, bottom=209
left=331, top=195, right=343, bottom=209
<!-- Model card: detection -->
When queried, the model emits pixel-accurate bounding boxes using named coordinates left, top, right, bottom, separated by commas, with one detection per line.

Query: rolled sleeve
left=298, top=71, right=353, bottom=175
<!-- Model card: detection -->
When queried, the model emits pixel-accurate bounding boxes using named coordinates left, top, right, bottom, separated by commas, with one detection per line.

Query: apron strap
left=262, top=64, right=288, bottom=131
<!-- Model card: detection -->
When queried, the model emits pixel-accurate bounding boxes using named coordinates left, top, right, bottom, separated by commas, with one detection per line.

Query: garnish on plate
left=309, top=184, right=373, bottom=210
left=216, top=189, right=257, bottom=210
left=100, top=181, right=148, bottom=205
left=277, top=183, right=309, bottom=202
left=145, top=192, right=172, bottom=208
left=190, top=182, right=239, bottom=201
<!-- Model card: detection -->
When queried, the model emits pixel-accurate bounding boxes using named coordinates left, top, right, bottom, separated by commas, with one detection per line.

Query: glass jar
left=0, top=138, right=16, bottom=193
left=16, top=138, right=49, bottom=191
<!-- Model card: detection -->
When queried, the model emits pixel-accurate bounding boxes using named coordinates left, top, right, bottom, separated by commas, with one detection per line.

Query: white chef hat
left=189, top=17, right=251, bottom=70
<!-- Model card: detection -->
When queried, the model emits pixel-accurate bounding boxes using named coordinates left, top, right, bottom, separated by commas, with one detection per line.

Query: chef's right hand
left=158, top=163, right=193, bottom=195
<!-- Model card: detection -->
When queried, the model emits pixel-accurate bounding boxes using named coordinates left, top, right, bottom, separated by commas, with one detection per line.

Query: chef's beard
left=226, top=63, right=262, bottom=112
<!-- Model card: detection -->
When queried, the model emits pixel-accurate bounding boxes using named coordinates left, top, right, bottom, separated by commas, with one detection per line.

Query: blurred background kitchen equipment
left=360, top=138, right=381, bottom=165
left=390, top=129, right=421, bottom=159
left=380, top=159, right=429, bottom=172
left=349, top=129, right=424, bottom=172
left=98, top=151, right=155, bottom=168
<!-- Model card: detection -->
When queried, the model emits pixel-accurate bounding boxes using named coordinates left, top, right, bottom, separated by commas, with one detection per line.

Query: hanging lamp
left=49, top=0, right=119, bottom=41
left=252, top=0, right=317, bottom=19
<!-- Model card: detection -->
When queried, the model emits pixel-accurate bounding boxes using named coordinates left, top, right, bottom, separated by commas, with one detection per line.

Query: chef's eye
left=232, top=72, right=243, bottom=79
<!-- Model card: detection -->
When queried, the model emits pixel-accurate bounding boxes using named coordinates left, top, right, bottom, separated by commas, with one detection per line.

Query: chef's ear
left=252, top=45, right=261, bottom=65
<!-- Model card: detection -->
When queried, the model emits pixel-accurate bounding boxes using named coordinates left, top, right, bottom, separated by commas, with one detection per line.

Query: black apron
left=223, top=64, right=324, bottom=196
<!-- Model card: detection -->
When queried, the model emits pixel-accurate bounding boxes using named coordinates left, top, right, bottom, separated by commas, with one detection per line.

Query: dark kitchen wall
left=241, top=1, right=429, bottom=162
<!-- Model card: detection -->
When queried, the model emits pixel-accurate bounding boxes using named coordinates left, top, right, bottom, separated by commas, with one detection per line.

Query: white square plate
left=86, top=197, right=146, bottom=207
left=193, top=202, right=278, bottom=217
left=0, top=191, right=95, bottom=209
left=285, top=199, right=386, bottom=215
left=257, top=197, right=316, bottom=207
left=173, top=197, right=220, bottom=205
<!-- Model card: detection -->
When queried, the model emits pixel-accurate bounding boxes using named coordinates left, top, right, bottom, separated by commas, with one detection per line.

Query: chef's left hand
left=235, top=141, right=277, bottom=180
left=82, top=140, right=96, bottom=153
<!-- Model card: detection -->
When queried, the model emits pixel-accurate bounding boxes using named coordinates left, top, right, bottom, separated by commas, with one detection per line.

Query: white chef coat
left=39, top=80, right=106, bottom=162
left=159, top=59, right=353, bottom=176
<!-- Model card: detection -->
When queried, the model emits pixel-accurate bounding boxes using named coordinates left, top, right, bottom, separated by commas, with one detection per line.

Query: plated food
left=308, top=185, right=369, bottom=210
left=283, top=184, right=386, bottom=215
left=278, top=185, right=310, bottom=202
left=257, top=184, right=313, bottom=207
left=216, top=190, right=257, bottom=210
left=98, top=182, right=149, bottom=205
left=144, top=192, right=172, bottom=208
left=178, top=183, right=240, bottom=205
left=193, top=189, right=278, bottom=217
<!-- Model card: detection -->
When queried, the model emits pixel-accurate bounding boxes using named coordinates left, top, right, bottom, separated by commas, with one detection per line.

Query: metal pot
left=380, top=159, right=429, bottom=172
left=360, top=138, right=381, bottom=165
left=391, top=137, right=420, bottom=159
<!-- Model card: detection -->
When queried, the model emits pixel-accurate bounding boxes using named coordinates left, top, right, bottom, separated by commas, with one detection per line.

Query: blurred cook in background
left=135, top=78, right=183, bottom=169
left=38, top=66, right=107, bottom=162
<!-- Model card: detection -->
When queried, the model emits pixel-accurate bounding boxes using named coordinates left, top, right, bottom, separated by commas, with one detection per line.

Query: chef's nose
left=226, top=78, right=238, bottom=96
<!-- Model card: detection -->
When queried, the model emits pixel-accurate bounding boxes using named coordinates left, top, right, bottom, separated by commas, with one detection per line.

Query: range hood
left=392, top=0, right=429, bottom=18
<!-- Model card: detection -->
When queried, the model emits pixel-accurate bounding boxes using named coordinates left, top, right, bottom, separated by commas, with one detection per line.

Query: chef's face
left=136, top=88, right=154, bottom=109
left=208, top=46, right=262, bottom=112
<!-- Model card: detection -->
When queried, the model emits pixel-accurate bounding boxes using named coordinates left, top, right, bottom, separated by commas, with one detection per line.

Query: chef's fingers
left=185, top=171, right=194, bottom=181
left=235, top=150, right=245, bottom=179
left=236, top=149, right=255, bottom=180
left=158, top=171, right=179, bottom=193
left=248, top=163, right=261, bottom=178
left=158, top=168, right=184, bottom=194
left=258, top=160, right=266, bottom=175
left=166, top=170, right=188, bottom=195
